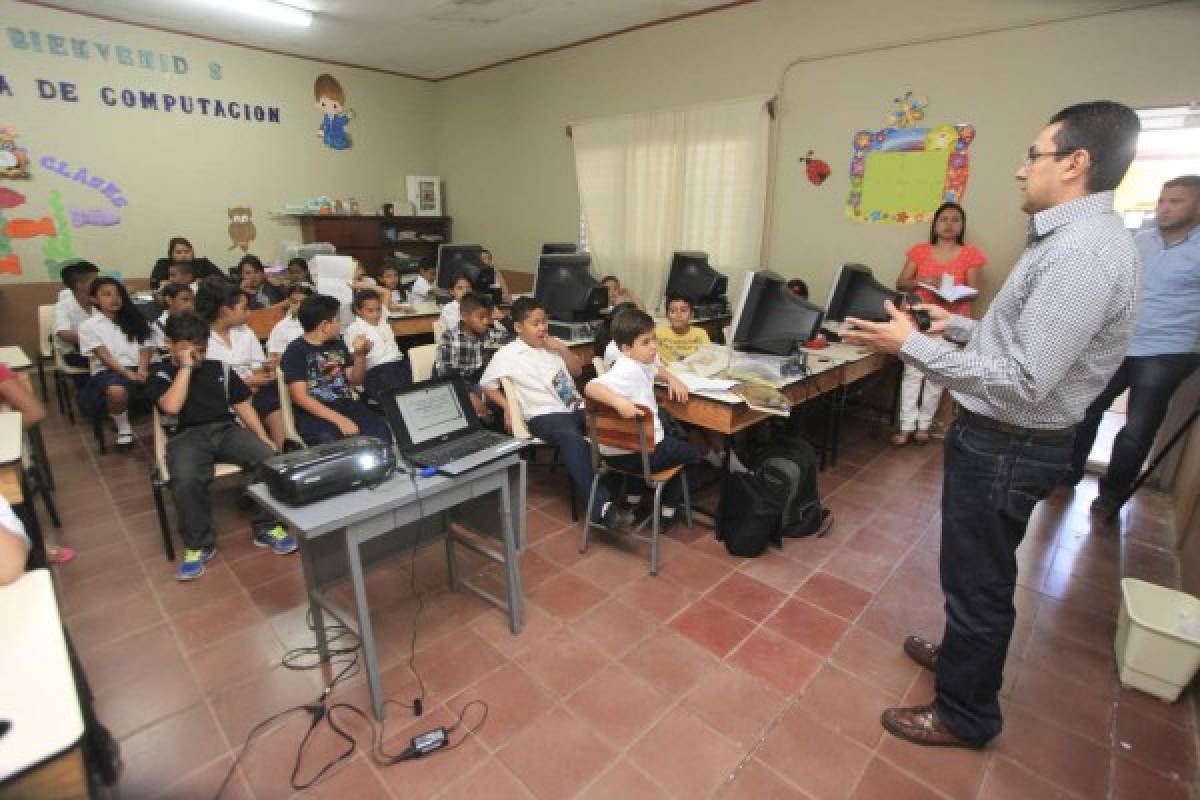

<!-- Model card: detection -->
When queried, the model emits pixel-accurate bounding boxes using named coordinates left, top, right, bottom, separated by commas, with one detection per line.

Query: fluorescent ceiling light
left=200, top=0, right=314, bottom=27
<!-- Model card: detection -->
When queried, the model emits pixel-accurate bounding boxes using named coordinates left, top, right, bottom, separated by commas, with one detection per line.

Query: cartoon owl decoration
left=0, top=128, right=31, bottom=180
left=801, top=150, right=831, bottom=185
left=227, top=207, right=256, bottom=252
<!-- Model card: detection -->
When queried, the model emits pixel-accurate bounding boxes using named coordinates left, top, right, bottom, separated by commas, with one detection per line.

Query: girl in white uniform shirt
left=194, top=279, right=286, bottom=450
left=438, top=275, right=473, bottom=333
left=77, top=277, right=154, bottom=450
left=344, top=290, right=412, bottom=401
left=409, top=262, right=437, bottom=306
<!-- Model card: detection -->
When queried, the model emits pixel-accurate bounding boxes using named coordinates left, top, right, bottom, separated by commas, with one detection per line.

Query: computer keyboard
left=412, top=431, right=511, bottom=466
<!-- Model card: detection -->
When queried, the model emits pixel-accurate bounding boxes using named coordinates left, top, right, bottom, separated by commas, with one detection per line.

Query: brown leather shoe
left=903, top=635, right=939, bottom=672
left=881, top=704, right=983, bottom=749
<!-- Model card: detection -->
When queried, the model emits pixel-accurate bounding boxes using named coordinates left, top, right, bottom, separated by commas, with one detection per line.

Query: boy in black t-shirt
left=148, top=312, right=297, bottom=581
left=280, top=294, right=393, bottom=445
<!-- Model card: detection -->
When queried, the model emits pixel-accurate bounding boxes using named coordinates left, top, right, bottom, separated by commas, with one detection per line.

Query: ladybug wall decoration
left=802, top=150, right=831, bottom=185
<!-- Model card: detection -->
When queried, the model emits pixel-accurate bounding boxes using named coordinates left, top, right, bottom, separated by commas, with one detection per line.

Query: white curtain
left=571, top=96, right=770, bottom=310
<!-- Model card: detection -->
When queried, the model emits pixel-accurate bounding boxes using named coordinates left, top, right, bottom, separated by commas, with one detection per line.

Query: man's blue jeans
left=935, top=418, right=1073, bottom=744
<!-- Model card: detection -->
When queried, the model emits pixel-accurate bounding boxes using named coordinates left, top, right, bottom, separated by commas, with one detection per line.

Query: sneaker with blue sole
left=254, top=525, right=298, bottom=555
left=176, top=545, right=216, bottom=582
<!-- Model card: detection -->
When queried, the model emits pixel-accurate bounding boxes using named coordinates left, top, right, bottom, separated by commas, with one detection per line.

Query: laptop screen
left=392, top=382, right=469, bottom=445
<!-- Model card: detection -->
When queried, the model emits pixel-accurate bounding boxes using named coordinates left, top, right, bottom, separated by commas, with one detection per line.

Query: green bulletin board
left=858, top=150, right=950, bottom=220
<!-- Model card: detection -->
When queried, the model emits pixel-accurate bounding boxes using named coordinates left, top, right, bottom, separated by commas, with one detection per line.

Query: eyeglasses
left=1024, top=147, right=1079, bottom=165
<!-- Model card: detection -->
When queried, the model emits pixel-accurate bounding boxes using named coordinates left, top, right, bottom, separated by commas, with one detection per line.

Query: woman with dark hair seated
left=150, top=236, right=222, bottom=289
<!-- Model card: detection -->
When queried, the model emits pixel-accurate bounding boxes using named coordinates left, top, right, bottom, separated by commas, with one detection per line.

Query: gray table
left=248, top=453, right=527, bottom=720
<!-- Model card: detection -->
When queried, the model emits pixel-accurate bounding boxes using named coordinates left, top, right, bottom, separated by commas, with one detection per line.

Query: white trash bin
left=1115, top=578, right=1200, bottom=702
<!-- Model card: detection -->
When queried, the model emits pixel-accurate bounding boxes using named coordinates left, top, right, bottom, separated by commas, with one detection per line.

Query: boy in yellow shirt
left=655, top=294, right=710, bottom=363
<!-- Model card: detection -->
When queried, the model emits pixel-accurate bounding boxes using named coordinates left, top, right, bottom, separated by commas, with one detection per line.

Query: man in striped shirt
left=845, top=101, right=1141, bottom=748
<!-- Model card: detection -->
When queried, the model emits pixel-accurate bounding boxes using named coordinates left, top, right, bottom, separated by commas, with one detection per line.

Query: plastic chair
left=500, top=376, right=577, bottom=520
left=407, top=343, right=437, bottom=382
left=592, top=356, right=608, bottom=375
left=580, top=398, right=692, bottom=576
left=149, top=408, right=246, bottom=561
left=275, top=369, right=308, bottom=450
left=432, top=320, right=444, bottom=341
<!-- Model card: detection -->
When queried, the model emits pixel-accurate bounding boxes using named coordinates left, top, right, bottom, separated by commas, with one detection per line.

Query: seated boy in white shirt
left=54, top=260, right=100, bottom=375
left=438, top=275, right=473, bottom=333
left=480, top=297, right=630, bottom=529
left=409, top=261, right=437, bottom=306
left=152, top=283, right=194, bottom=351
left=585, top=309, right=700, bottom=528
left=267, top=282, right=314, bottom=357
left=344, top=290, right=412, bottom=401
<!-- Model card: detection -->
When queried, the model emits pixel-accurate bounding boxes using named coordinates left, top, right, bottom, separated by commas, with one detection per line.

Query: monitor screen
left=391, top=381, right=469, bottom=445
left=534, top=254, right=608, bottom=322
left=825, top=263, right=897, bottom=323
left=436, top=244, right=495, bottom=291
left=664, top=251, right=728, bottom=306
left=732, top=270, right=824, bottom=356
left=540, top=242, right=577, bottom=255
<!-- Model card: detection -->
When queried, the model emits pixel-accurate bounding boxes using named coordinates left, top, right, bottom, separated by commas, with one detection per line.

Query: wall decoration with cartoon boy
left=314, top=74, right=354, bottom=150
left=0, top=128, right=31, bottom=180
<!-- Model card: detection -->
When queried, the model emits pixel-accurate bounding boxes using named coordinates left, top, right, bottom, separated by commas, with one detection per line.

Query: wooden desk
left=0, top=411, right=22, bottom=506
left=0, top=570, right=87, bottom=800
left=0, top=346, right=31, bottom=371
left=388, top=310, right=440, bottom=337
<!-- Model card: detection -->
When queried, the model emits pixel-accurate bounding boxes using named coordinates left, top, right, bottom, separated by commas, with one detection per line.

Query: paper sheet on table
left=312, top=254, right=355, bottom=285
left=672, top=372, right=738, bottom=392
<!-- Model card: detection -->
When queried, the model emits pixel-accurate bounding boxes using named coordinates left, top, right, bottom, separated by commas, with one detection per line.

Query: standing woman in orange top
left=893, top=202, right=986, bottom=445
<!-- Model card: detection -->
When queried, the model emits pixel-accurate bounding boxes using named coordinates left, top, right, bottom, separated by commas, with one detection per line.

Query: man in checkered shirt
left=845, top=101, right=1141, bottom=748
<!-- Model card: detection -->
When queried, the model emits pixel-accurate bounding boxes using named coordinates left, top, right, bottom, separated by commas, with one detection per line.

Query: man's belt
left=955, top=406, right=1075, bottom=441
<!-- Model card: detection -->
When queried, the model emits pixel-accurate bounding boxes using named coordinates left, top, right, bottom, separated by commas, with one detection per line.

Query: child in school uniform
left=53, top=260, right=99, bottom=374
left=586, top=309, right=701, bottom=528
left=436, top=292, right=504, bottom=418
left=438, top=275, right=474, bottom=333
left=165, top=260, right=199, bottom=296
left=77, top=277, right=154, bottom=450
left=409, top=261, right=437, bottom=305
left=148, top=311, right=296, bottom=581
left=344, top=290, right=411, bottom=401
left=656, top=293, right=711, bottom=363
left=152, top=283, right=195, bottom=351
left=287, top=257, right=313, bottom=286
left=281, top=294, right=393, bottom=445
left=267, top=282, right=314, bottom=358
left=378, top=263, right=408, bottom=312
left=238, top=255, right=285, bottom=310
left=195, top=279, right=286, bottom=450
left=480, top=297, right=630, bottom=529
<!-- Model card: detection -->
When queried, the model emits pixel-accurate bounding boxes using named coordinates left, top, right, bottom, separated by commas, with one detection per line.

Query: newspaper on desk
left=669, top=345, right=791, bottom=416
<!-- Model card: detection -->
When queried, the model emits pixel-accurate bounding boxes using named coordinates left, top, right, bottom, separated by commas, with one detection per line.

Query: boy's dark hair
left=287, top=282, right=315, bottom=297
left=287, top=257, right=310, bottom=272
left=1047, top=101, right=1140, bottom=193
left=601, top=275, right=618, bottom=284
left=298, top=294, right=340, bottom=332
left=160, top=282, right=193, bottom=301
left=60, top=260, right=99, bottom=289
left=168, top=259, right=195, bottom=278
left=664, top=293, right=693, bottom=311
left=611, top=308, right=655, bottom=347
left=351, top=289, right=381, bottom=312
left=163, top=311, right=209, bottom=344
left=238, top=254, right=264, bottom=273
left=419, top=259, right=436, bottom=273
left=511, top=296, right=543, bottom=323
left=89, top=277, right=152, bottom=344
left=193, top=277, right=244, bottom=323
left=379, top=262, right=400, bottom=277
left=459, top=292, right=489, bottom=316
left=1163, top=174, right=1200, bottom=197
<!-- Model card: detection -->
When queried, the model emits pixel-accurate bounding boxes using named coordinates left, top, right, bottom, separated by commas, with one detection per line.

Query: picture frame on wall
left=406, top=175, right=442, bottom=217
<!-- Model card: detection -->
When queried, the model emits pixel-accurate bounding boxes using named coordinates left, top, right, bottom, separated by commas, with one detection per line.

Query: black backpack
left=752, top=436, right=830, bottom=539
left=716, top=471, right=783, bottom=557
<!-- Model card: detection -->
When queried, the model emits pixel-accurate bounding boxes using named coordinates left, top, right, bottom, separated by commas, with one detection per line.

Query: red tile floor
left=30, top=405, right=1199, bottom=799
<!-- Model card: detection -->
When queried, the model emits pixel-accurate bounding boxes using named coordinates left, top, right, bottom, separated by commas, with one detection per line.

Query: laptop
left=381, top=375, right=525, bottom=475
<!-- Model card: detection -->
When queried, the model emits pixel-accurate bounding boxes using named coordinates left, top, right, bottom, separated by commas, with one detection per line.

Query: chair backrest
left=592, top=356, right=607, bottom=375
left=408, top=343, right=436, bottom=382
left=583, top=397, right=655, bottom=476
left=151, top=407, right=170, bottom=479
left=37, top=305, right=56, bottom=359
left=499, top=377, right=532, bottom=440
left=432, top=320, right=444, bottom=341
left=275, top=368, right=306, bottom=448
left=246, top=306, right=285, bottom=342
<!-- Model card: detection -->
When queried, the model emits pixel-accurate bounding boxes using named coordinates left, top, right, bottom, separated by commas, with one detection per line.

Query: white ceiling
left=31, top=0, right=745, bottom=80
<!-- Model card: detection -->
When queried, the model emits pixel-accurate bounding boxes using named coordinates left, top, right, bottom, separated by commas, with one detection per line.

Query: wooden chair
left=580, top=398, right=692, bottom=576
left=407, top=343, right=437, bottom=382
left=275, top=369, right=308, bottom=450
left=500, top=376, right=577, bottom=520
left=149, top=408, right=245, bottom=561
left=246, top=306, right=286, bottom=342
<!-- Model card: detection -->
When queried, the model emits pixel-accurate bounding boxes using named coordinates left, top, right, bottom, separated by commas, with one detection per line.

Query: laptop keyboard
left=412, top=431, right=512, bottom=467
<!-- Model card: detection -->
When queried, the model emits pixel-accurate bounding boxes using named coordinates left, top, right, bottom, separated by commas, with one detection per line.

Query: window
left=1115, top=105, right=1200, bottom=229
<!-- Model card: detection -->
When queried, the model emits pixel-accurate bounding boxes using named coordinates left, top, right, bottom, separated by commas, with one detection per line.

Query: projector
left=261, top=436, right=396, bottom=506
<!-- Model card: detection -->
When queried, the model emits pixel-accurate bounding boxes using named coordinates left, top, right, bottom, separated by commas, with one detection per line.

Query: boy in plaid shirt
left=436, top=292, right=506, bottom=418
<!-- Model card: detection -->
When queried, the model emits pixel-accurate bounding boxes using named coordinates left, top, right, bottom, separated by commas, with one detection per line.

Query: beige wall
left=434, top=0, right=1198, bottom=307
left=0, top=0, right=436, bottom=284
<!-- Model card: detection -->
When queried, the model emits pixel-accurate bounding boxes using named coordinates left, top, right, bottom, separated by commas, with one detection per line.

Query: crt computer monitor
left=540, top=242, right=577, bottom=255
left=824, top=263, right=897, bottom=323
left=731, top=270, right=825, bottom=356
left=664, top=251, right=728, bottom=305
left=436, top=244, right=495, bottom=292
left=534, top=254, right=608, bottom=322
